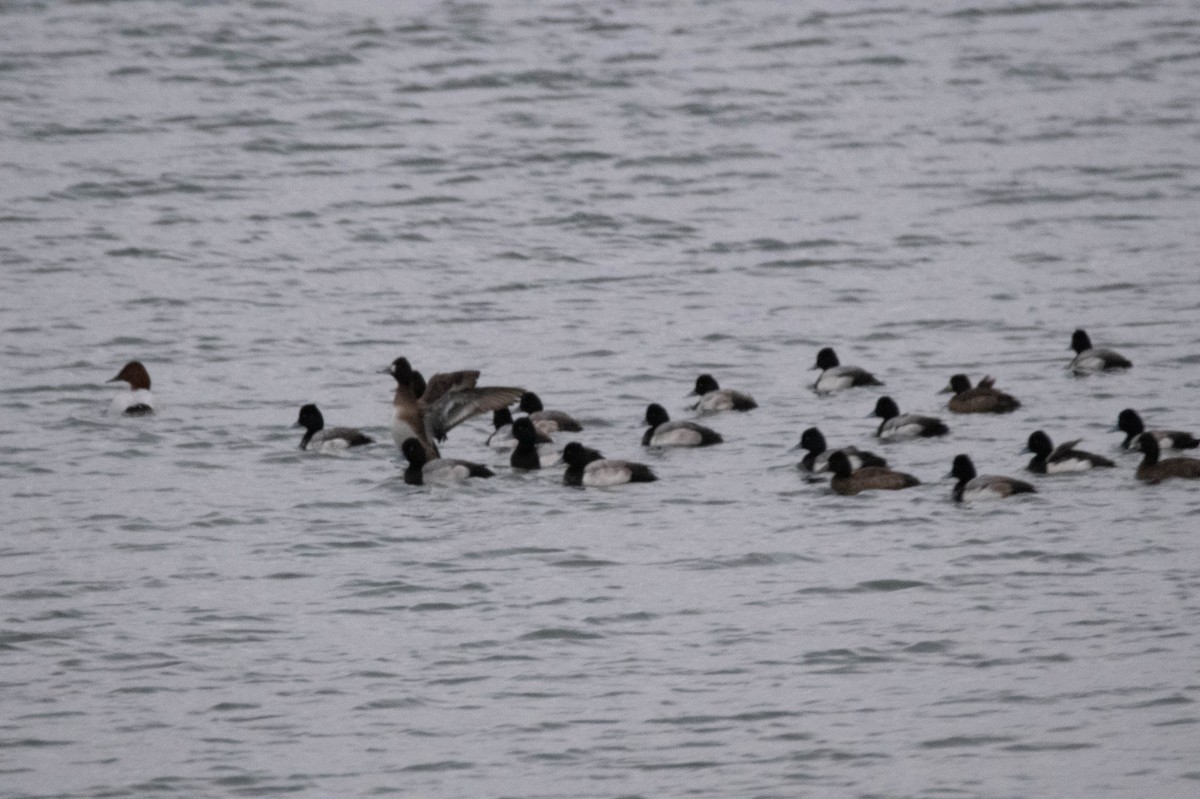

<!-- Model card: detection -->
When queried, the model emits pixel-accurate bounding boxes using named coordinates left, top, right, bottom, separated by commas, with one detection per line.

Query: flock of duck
left=106, top=329, right=1200, bottom=500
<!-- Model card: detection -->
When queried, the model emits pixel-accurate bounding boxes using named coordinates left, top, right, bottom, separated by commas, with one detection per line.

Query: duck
left=408, top=369, right=428, bottom=400
left=383, top=356, right=523, bottom=457
left=108, top=360, right=154, bottom=416
left=941, top=374, right=1020, bottom=414
left=641, top=403, right=723, bottom=447
left=1135, top=434, right=1200, bottom=484
left=871, top=396, right=949, bottom=440
left=1023, top=430, right=1113, bottom=474
left=794, top=426, right=887, bottom=475
left=948, top=454, right=1036, bottom=502
left=485, top=407, right=517, bottom=449
left=562, top=441, right=657, bottom=487
left=518, top=391, right=583, bottom=435
left=400, top=437, right=494, bottom=485
left=510, top=416, right=563, bottom=470
left=828, top=450, right=919, bottom=496
left=294, top=404, right=373, bottom=452
left=1114, top=408, right=1198, bottom=451
left=486, top=407, right=552, bottom=450
left=811, top=347, right=883, bottom=394
left=1069, top=329, right=1131, bottom=374
left=688, top=374, right=757, bottom=412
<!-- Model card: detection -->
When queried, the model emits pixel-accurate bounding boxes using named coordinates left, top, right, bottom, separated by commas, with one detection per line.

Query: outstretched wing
left=425, top=386, right=523, bottom=442
left=421, top=370, right=481, bottom=405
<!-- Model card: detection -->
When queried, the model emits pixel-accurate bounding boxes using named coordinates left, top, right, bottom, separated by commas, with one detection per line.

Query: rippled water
left=3, top=1, right=1200, bottom=796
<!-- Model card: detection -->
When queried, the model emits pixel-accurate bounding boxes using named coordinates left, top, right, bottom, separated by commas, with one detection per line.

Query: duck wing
left=425, top=386, right=524, bottom=443
left=1049, top=439, right=1083, bottom=460
left=421, top=370, right=481, bottom=405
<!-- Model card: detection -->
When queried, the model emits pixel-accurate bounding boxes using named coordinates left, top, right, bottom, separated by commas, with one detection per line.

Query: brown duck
left=828, top=450, right=920, bottom=496
left=1136, top=434, right=1200, bottom=484
left=941, top=374, right=1020, bottom=414
left=383, top=356, right=523, bottom=458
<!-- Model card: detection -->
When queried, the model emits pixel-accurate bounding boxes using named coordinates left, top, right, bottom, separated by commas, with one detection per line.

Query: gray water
left=3, top=1, right=1200, bottom=796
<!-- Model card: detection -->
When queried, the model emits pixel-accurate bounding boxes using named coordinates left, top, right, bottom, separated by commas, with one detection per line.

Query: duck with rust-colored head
left=108, top=361, right=154, bottom=416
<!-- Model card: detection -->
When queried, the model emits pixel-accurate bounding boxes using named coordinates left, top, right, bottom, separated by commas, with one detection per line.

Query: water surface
left=3, top=1, right=1199, bottom=796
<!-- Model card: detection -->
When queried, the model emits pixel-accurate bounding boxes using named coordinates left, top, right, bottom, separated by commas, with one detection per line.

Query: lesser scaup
left=1023, top=430, right=1113, bottom=474
left=811, top=347, right=883, bottom=394
left=487, top=407, right=553, bottom=450
left=871, top=396, right=949, bottom=440
left=1135, top=434, right=1200, bottom=483
left=827, top=450, right=919, bottom=496
left=562, top=441, right=657, bottom=487
left=794, top=426, right=888, bottom=475
left=486, top=407, right=517, bottom=449
left=294, top=404, right=373, bottom=452
left=941, top=374, right=1020, bottom=414
left=108, top=361, right=154, bottom=416
left=401, top=437, right=494, bottom=485
left=519, top=392, right=583, bottom=434
left=510, top=416, right=562, bottom=470
left=949, top=454, right=1036, bottom=502
left=641, top=403, right=723, bottom=447
left=688, top=374, right=757, bottom=412
left=383, top=356, right=523, bottom=457
left=1069, top=329, right=1132, bottom=374
left=1114, top=409, right=1198, bottom=451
